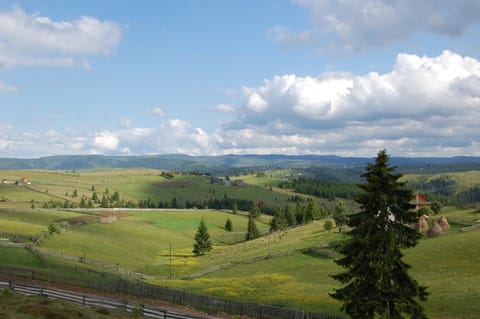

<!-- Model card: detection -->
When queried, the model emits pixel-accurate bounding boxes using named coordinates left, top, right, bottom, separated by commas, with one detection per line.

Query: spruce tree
left=245, top=213, right=260, bottom=241
left=193, top=220, right=212, bottom=256
left=331, top=150, right=428, bottom=318
left=225, top=218, right=233, bottom=231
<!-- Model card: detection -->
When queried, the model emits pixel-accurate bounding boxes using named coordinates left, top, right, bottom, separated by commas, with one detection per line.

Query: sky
left=0, top=0, right=479, bottom=158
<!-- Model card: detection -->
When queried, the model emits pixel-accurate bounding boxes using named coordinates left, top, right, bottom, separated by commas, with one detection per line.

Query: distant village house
left=410, top=191, right=431, bottom=211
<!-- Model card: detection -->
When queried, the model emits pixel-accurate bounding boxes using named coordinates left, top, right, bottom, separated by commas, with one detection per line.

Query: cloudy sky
left=1, top=0, right=479, bottom=158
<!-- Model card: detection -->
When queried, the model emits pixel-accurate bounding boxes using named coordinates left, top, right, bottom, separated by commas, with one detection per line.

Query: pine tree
left=245, top=213, right=260, bottom=241
left=225, top=218, right=233, bottom=231
left=193, top=220, right=212, bottom=256
left=249, top=203, right=260, bottom=218
left=270, top=206, right=287, bottom=232
left=232, top=201, right=238, bottom=214
left=305, top=198, right=318, bottom=222
left=331, top=150, right=428, bottom=318
left=286, top=205, right=296, bottom=227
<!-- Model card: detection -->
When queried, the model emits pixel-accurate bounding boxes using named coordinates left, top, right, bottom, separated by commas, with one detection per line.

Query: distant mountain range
left=1, top=154, right=479, bottom=175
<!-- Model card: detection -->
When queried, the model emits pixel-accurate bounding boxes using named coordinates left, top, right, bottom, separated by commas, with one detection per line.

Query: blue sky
left=1, top=0, right=479, bottom=158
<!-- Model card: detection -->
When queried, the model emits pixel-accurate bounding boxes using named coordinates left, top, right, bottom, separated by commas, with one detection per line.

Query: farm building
left=410, top=191, right=431, bottom=211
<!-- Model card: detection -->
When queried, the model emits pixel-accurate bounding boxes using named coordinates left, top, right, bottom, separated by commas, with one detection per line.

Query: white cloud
left=1, top=51, right=479, bottom=157
left=93, top=131, right=119, bottom=151
left=147, top=107, right=166, bottom=117
left=0, top=6, right=122, bottom=68
left=270, top=0, right=480, bottom=50
left=0, top=81, right=18, bottom=93
left=220, top=50, right=480, bottom=156
left=214, top=103, right=236, bottom=113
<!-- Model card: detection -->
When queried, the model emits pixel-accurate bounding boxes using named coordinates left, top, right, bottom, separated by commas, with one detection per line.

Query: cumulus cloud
left=269, top=0, right=480, bottom=50
left=220, top=50, right=480, bottom=156
left=0, top=6, right=122, bottom=68
left=93, top=131, right=119, bottom=151
left=0, top=118, right=217, bottom=157
left=147, top=107, right=166, bottom=117
left=0, top=81, right=18, bottom=93
left=1, top=51, right=479, bottom=157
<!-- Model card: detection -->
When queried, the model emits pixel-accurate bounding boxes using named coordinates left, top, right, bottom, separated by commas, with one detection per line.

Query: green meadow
left=1, top=168, right=480, bottom=318
left=0, top=169, right=295, bottom=209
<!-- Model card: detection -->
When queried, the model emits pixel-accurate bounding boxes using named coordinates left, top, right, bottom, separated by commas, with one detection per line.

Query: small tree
left=225, top=218, right=233, bottom=231
left=249, top=203, right=261, bottom=218
left=431, top=201, right=442, bottom=215
left=333, top=201, right=347, bottom=226
left=324, top=219, right=334, bottom=233
left=193, top=220, right=212, bottom=256
left=232, top=201, right=238, bottom=214
left=245, top=213, right=260, bottom=241
left=331, top=150, right=428, bottom=318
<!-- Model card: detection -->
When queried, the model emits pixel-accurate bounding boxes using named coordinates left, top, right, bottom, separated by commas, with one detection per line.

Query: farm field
left=0, top=169, right=297, bottom=209
left=1, top=169, right=480, bottom=318
left=0, top=205, right=480, bottom=318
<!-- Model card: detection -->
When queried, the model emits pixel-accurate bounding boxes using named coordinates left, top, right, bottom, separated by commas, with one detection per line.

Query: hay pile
left=437, top=216, right=450, bottom=232
left=416, top=215, right=430, bottom=232
left=428, top=221, right=443, bottom=237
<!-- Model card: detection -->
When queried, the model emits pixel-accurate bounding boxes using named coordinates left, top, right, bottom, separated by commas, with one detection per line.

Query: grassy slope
left=39, top=210, right=271, bottom=276
left=0, top=210, right=83, bottom=236
left=0, top=289, right=130, bottom=319
left=0, top=169, right=295, bottom=209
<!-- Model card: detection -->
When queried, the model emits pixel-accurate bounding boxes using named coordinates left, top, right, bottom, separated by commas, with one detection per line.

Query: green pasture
left=0, top=246, right=46, bottom=269
left=0, top=169, right=295, bottom=209
left=38, top=210, right=271, bottom=276
left=405, top=228, right=480, bottom=319
left=0, top=209, right=82, bottom=236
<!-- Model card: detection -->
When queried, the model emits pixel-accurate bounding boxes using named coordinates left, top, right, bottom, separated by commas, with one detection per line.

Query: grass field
left=1, top=205, right=480, bottom=318
left=0, top=169, right=297, bottom=209
left=1, top=168, right=480, bottom=318
left=0, top=289, right=130, bottom=319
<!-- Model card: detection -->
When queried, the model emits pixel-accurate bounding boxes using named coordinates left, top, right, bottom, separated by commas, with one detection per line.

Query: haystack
left=437, top=216, right=450, bottom=232
left=416, top=215, right=429, bottom=232
left=428, top=221, right=443, bottom=237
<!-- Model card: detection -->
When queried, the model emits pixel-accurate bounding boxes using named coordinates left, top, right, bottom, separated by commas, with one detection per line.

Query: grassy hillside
left=0, top=289, right=130, bottom=319
left=0, top=169, right=297, bottom=210
left=1, top=206, right=480, bottom=318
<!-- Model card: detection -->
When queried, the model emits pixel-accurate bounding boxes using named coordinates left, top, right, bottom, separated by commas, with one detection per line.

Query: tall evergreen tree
left=305, top=198, right=318, bottom=222
left=245, top=213, right=260, bottom=241
left=193, top=220, right=212, bottom=256
left=270, top=206, right=287, bottom=232
left=331, top=150, right=428, bottom=318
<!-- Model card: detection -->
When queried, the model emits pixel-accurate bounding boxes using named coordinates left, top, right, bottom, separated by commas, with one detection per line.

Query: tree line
left=278, top=177, right=361, bottom=200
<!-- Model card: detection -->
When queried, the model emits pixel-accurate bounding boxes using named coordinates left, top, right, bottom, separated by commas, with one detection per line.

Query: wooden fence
left=0, top=265, right=343, bottom=319
left=0, top=279, right=208, bottom=319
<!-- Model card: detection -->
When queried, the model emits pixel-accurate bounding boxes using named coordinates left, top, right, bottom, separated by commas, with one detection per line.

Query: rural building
left=411, top=191, right=431, bottom=211
left=233, top=179, right=245, bottom=187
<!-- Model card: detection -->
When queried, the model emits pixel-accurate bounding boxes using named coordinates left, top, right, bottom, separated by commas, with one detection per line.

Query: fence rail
left=0, top=279, right=208, bottom=319
left=0, top=265, right=343, bottom=319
